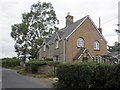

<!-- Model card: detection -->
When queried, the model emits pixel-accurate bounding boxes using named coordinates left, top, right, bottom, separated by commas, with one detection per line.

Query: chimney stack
left=98, top=17, right=102, bottom=34
left=66, top=12, right=73, bottom=26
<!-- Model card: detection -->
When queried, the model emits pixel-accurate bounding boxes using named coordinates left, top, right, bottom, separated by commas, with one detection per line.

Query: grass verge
left=16, top=66, right=56, bottom=78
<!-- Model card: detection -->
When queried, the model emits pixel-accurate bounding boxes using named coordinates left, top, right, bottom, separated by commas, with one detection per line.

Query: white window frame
left=56, top=56, right=60, bottom=62
left=93, top=56, right=101, bottom=63
left=77, top=38, right=84, bottom=47
left=43, top=45, right=46, bottom=51
left=94, top=41, right=100, bottom=50
left=53, top=56, right=60, bottom=62
left=56, top=40, right=59, bottom=48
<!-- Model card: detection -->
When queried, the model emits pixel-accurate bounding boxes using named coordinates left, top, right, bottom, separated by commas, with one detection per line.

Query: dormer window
left=55, top=40, right=59, bottom=48
left=94, top=41, right=100, bottom=50
left=77, top=38, right=84, bottom=47
left=43, top=44, right=46, bottom=51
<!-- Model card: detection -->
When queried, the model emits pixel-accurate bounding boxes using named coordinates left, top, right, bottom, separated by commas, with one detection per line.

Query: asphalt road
left=2, top=68, right=54, bottom=88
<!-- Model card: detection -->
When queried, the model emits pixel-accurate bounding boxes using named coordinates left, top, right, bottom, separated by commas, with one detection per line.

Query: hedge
left=25, top=59, right=59, bottom=74
left=56, top=63, right=120, bottom=89
left=2, top=58, right=20, bottom=68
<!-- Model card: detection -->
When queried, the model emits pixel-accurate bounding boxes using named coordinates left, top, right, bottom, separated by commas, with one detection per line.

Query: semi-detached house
left=39, top=14, right=107, bottom=63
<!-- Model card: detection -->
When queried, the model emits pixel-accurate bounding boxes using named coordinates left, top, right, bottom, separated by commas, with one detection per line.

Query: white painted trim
left=78, top=48, right=86, bottom=60
left=39, top=48, right=41, bottom=60
left=66, top=15, right=88, bottom=39
left=55, top=40, right=59, bottom=49
left=88, top=52, right=93, bottom=59
left=43, top=45, right=46, bottom=51
left=93, top=41, right=100, bottom=50
left=78, top=48, right=93, bottom=60
left=56, top=32, right=61, bottom=40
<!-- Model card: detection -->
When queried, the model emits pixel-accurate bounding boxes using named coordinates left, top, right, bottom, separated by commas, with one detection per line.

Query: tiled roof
left=57, top=15, right=87, bottom=39
left=44, top=15, right=88, bottom=45
left=43, top=15, right=107, bottom=45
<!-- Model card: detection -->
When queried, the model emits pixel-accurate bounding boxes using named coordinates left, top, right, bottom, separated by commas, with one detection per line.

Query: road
left=2, top=68, right=54, bottom=88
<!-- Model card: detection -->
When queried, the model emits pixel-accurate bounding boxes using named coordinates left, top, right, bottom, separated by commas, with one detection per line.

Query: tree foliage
left=11, top=1, right=59, bottom=60
left=109, top=42, right=120, bottom=52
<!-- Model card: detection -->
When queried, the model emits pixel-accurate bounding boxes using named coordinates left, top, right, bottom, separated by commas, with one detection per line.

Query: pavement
left=2, top=68, right=54, bottom=88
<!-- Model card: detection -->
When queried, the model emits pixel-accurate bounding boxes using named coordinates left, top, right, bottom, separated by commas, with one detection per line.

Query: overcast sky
left=0, top=0, right=119, bottom=59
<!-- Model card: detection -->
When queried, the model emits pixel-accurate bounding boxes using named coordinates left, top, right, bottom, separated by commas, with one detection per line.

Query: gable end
left=66, top=15, right=88, bottom=39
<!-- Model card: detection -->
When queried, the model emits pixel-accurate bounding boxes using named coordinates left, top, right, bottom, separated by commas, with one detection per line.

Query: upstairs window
left=43, top=45, right=46, bottom=51
left=94, top=41, right=100, bottom=50
left=77, top=38, right=84, bottom=47
left=55, top=40, right=59, bottom=48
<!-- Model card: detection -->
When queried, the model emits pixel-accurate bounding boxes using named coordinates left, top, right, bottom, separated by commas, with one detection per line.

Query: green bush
left=44, top=58, right=53, bottom=61
left=25, top=60, right=46, bottom=73
left=56, top=63, right=93, bottom=88
left=56, top=63, right=120, bottom=89
left=77, top=63, right=93, bottom=88
left=57, top=64, right=79, bottom=88
left=90, top=64, right=109, bottom=88
left=107, top=64, right=120, bottom=88
left=2, top=58, right=20, bottom=68
left=25, top=59, right=59, bottom=74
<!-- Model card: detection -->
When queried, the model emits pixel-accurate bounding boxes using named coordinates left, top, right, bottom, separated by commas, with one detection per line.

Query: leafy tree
left=109, top=42, right=120, bottom=52
left=11, top=1, right=59, bottom=60
left=11, top=22, right=29, bottom=61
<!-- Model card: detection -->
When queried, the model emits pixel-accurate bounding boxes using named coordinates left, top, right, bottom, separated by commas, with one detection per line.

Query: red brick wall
left=66, top=17, right=107, bottom=62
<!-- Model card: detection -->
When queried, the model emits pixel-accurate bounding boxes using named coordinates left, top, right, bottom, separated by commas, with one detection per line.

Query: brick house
left=39, top=14, right=107, bottom=63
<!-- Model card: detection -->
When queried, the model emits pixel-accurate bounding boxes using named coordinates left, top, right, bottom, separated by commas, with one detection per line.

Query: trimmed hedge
left=25, top=60, right=59, bottom=74
left=2, top=58, right=20, bottom=67
left=25, top=60, right=46, bottom=73
left=56, top=63, right=120, bottom=88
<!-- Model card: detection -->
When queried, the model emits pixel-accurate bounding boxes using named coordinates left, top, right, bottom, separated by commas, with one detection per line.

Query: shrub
left=25, top=60, right=46, bottom=73
left=25, top=59, right=59, bottom=74
left=77, top=63, right=93, bottom=88
left=56, top=63, right=120, bottom=89
left=2, top=58, right=20, bottom=67
left=44, top=58, right=53, bottom=61
left=109, top=64, right=120, bottom=88
left=91, top=64, right=109, bottom=88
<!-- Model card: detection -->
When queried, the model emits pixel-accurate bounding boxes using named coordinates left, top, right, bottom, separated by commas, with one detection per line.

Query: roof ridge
left=66, top=15, right=88, bottom=27
left=44, top=15, right=89, bottom=44
left=65, top=15, right=88, bottom=39
left=58, top=15, right=88, bottom=32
